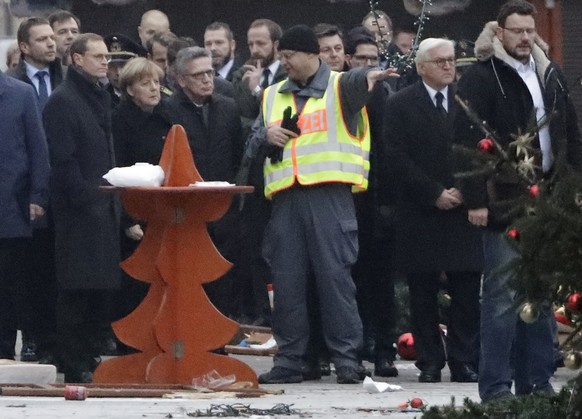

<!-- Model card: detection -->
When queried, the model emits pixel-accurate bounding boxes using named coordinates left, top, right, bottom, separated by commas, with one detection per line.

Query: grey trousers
left=263, top=184, right=363, bottom=371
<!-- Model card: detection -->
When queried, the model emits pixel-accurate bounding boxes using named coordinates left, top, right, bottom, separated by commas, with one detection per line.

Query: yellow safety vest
left=262, top=71, right=370, bottom=199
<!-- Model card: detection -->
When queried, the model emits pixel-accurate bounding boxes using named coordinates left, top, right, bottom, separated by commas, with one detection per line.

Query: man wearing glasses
left=166, top=47, right=243, bottom=319
left=454, top=0, right=582, bottom=402
left=43, top=33, right=121, bottom=383
left=384, top=38, right=482, bottom=384
left=344, top=26, right=400, bottom=379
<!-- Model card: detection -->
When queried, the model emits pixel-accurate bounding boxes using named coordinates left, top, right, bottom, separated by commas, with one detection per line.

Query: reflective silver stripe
left=265, top=165, right=294, bottom=180
left=294, top=141, right=363, bottom=157
left=325, top=73, right=338, bottom=144
left=264, top=83, right=281, bottom=123
left=264, top=72, right=369, bottom=194
left=298, top=161, right=363, bottom=175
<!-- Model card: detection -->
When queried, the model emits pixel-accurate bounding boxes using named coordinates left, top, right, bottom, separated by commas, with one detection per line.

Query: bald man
left=138, top=9, right=170, bottom=49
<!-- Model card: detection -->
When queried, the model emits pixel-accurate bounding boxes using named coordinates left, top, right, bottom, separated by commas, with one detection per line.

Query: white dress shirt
left=423, top=82, right=449, bottom=112
left=508, top=55, right=553, bottom=172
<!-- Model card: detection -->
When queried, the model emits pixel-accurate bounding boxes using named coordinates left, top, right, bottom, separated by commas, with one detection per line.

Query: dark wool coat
left=164, top=88, right=243, bottom=183
left=112, top=99, right=173, bottom=167
left=0, top=72, right=50, bottom=239
left=232, top=63, right=287, bottom=196
left=43, top=66, right=120, bottom=290
left=454, top=22, right=582, bottom=229
left=384, top=81, right=483, bottom=273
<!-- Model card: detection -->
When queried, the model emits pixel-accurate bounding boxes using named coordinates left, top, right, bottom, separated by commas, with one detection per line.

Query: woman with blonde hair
left=113, top=57, right=172, bottom=166
left=111, top=57, right=173, bottom=327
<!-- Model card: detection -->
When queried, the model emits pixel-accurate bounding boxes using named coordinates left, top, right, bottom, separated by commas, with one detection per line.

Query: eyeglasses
left=425, top=58, right=455, bottom=68
left=183, top=69, right=214, bottom=80
left=503, top=27, right=536, bottom=36
left=353, top=55, right=380, bottom=65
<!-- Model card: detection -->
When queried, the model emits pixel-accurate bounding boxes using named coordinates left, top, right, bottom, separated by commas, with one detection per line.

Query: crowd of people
left=0, top=0, right=580, bottom=403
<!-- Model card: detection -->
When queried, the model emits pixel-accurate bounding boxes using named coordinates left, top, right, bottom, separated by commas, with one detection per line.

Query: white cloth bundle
left=103, top=163, right=165, bottom=187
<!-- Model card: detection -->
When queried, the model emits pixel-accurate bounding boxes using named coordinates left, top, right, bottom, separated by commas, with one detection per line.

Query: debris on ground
left=167, top=403, right=299, bottom=417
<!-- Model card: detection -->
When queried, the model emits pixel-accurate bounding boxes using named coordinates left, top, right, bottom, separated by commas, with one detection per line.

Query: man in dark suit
left=345, top=26, right=399, bottom=378
left=384, top=38, right=482, bottom=383
left=165, top=46, right=243, bottom=318
left=204, top=22, right=241, bottom=82
left=43, top=33, right=120, bottom=383
left=9, top=17, right=63, bottom=110
left=0, top=71, right=50, bottom=361
left=314, top=23, right=347, bottom=72
left=48, top=10, right=81, bottom=67
left=232, top=19, right=286, bottom=131
left=7, top=16, right=64, bottom=364
left=231, top=19, right=287, bottom=326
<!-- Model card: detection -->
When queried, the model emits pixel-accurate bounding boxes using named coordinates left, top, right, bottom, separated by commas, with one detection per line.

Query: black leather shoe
left=301, top=363, right=322, bottom=381
left=336, top=366, right=361, bottom=384
left=258, top=367, right=303, bottom=384
left=374, top=359, right=398, bottom=377
left=419, top=369, right=441, bottom=383
left=356, top=362, right=372, bottom=380
left=449, top=362, right=478, bottom=383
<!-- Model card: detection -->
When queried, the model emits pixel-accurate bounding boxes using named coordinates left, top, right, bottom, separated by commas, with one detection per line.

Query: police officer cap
left=104, top=33, right=146, bottom=62
left=279, top=25, right=320, bottom=54
left=455, top=39, right=477, bottom=68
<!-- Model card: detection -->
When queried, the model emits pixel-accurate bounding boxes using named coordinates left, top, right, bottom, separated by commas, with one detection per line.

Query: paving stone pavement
left=0, top=354, right=577, bottom=419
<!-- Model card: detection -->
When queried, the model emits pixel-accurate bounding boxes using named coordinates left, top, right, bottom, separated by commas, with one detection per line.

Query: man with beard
left=231, top=19, right=286, bottom=327
left=454, top=0, right=582, bottom=402
left=204, top=22, right=240, bottom=82
left=233, top=19, right=285, bottom=127
left=48, top=10, right=80, bottom=67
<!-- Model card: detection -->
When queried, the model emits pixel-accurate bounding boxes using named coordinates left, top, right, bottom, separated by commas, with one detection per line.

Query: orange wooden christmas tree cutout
left=94, top=125, right=257, bottom=386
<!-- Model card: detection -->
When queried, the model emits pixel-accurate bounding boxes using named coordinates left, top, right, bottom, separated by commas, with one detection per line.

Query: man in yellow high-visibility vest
left=245, top=24, right=397, bottom=385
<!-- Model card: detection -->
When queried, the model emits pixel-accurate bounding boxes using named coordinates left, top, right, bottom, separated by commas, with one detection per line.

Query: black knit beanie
left=279, top=24, right=320, bottom=54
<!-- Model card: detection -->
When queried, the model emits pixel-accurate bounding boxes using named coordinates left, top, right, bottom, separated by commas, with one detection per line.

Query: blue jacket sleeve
left=23, top=85, right=50, bottom=209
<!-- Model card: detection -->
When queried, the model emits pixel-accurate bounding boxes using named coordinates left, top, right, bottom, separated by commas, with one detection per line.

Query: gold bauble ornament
left=519, top=302, right=539, bottom=323
left=564, top=352, right=582, bottom=370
